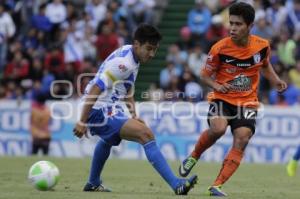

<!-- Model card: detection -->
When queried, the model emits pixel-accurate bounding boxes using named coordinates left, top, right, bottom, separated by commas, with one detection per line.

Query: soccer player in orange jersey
left=178, top=2, right=287, bottom=196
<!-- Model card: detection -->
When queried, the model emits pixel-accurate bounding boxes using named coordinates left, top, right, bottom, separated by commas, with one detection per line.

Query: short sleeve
left=201, top=45, right=220, bottom=76
left=95, top=58, right=132, bottom=90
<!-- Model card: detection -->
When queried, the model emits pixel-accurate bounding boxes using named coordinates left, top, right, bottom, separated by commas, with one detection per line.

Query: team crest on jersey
left=118, top=64, right=128, bottom=72
left=253, top=53, right=261, bottom=64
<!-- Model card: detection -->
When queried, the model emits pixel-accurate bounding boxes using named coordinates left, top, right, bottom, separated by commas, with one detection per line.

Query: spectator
left=0, top=84, right=5, bottom=99
left=44, top=46, right=65, bottom=76
left=147, top=82, right=164, bottom=101
left=63, top=18, right=84, bottom=73
left=29, top=57, right=44, bottom=81
left=21, top=28, right=39, bottom=51
left=183, top=69, right=203, bottom=102
left=4, top=51, right=29, bottom=81
left=85, top=0, right=107, bottom=26
left=164, top=76, right=182, bottom=101
left=295, top=31, right=300, bottom=59
left=159, top=61, right=181, bottom=89
left=5, top=81, right=17, bottom=99
left=286, top=0, right=300, bottom=36
left=31, top=4, right=53, bottom=33
left=96, top=9, right=116, bottom=34
left=187, top=0, right=211, bottom=50
left=116, top=18, right=131, bottom=45
left=45, top=0, right=67, bottom=42
left=188, top=43, right=207, bottom=77
left=76, top=12, right=97, bottom=34
left=95, top=23, right=119, bottom=62
left=125, top=0, right=155, bottom=31
left=289, top=58, right=300, bottom=88
left=266, top=0, right=287, bottom=32
left=45, top=0, right=67, bottom=24
left=30, top=92, right=51, bottom=155
left=206, top=14, right=227, bottom=49
left=66, top=1, right=77, bottom=21
left=166, top=43, right=188, bottom=72
left=269, top=73, right=300, bottom=105
left=0, top=3, right=16, bottom=73
left=108, top=0, right=126, bottom=24
left=176, top=26, right=194, bottom=52
left=251, top=11, right=274, bottom=40
left=41, top=69, right=55, bottom=94
left=277, top=29, right=296, bottom=68
left=81, top=26, right=97, bottom=61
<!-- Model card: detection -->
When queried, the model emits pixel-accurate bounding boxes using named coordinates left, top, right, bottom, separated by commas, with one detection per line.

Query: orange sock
left=213, top=148, right=243, bottom=186
left=191, top=129, right=216, bottom=159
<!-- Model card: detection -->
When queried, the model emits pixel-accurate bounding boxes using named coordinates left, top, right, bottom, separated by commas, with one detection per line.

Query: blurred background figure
left=30, top=91, right=51, bottom=155
left=187, top=0, right=211, bottom=52
left=287, top=141, right=300, bottom=177
left=0, top=3, right=16, bottom=74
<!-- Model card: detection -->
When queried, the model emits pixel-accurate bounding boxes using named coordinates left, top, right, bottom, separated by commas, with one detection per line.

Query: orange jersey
left=201, top=35, right=270, bottom=108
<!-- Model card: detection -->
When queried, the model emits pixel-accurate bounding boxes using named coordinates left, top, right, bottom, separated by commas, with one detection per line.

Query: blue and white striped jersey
left=83, top=45, right=140, bottom=112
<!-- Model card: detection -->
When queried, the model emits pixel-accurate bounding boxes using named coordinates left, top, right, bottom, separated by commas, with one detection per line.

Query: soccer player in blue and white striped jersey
left=73, top=24, right=197, bottom=195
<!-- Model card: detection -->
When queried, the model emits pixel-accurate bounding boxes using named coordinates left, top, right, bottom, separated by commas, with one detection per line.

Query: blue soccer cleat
left=179, top=156, right=197, bottom=177
left=83, top=182, right=112, bottom=192
left=174, top=175, right=198, bottom=195
left=207, top=185, right=228, bottom=197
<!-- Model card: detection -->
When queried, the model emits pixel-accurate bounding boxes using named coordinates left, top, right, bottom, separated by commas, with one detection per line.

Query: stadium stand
left=0, top=0, right=299, bottom=105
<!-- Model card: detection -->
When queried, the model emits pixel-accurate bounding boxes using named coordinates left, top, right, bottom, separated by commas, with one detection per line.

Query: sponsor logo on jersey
left=227, top=74, right=252, bottom=92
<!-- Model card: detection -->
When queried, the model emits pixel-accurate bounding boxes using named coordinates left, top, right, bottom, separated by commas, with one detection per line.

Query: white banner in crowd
left=0, top=100, right=299, bottom=163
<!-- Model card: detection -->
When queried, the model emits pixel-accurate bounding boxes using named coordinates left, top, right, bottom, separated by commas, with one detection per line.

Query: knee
left=210, top=125, right=227, bottom=139
left=234, top=134, right=252, bottom=150
left=137, top=126, right=155, bottom=144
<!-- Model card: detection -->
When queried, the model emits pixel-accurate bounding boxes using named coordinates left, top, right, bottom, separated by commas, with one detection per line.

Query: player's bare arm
left=124, top=87, right=145, bottom=124
left=200, top=70, right=232, bottom=93
left=124, top=87, right=136, bottom=117
left=73, top=84, right=102, bottom=138
left=261, top=62, right=287, bottom=92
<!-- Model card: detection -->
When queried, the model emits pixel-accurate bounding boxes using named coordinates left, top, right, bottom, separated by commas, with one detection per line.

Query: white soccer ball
left=28, top=161, right=60, bottom=191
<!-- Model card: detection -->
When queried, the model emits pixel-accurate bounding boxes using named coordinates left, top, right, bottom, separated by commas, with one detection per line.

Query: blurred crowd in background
left=0, top=0, right=299, bottom=106
left=0, top=0, right=167, bottom=101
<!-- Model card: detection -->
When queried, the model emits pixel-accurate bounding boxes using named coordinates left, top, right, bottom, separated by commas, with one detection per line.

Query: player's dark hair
left=229, top=2, right=255, bottom=25
left=133, top=24, right=162, bottom=45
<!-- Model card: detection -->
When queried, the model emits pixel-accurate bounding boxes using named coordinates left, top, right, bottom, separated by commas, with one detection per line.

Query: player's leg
left=84, top=138, right=112, bottom=192
left=179, top=100, right=229, bottom=177
left=120, top=119, right=197, bottom=195
left=287, top=145, right=300, bottom=177
left=207, top=127, right=252, bottom=197
left=209, top=107, right=256, bottom=196
left=83, top=109, right=113, bottom=192
left=213, top=127, right=252, bottom=186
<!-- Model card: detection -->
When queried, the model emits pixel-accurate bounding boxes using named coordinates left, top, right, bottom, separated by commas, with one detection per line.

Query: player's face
left=134, top=41, right=159, bottom=63
left=229, top=15, right=252, bottom=42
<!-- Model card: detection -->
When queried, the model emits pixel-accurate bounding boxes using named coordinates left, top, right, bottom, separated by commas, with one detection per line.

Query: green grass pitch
left=0, top=156, right=299, bottom=199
